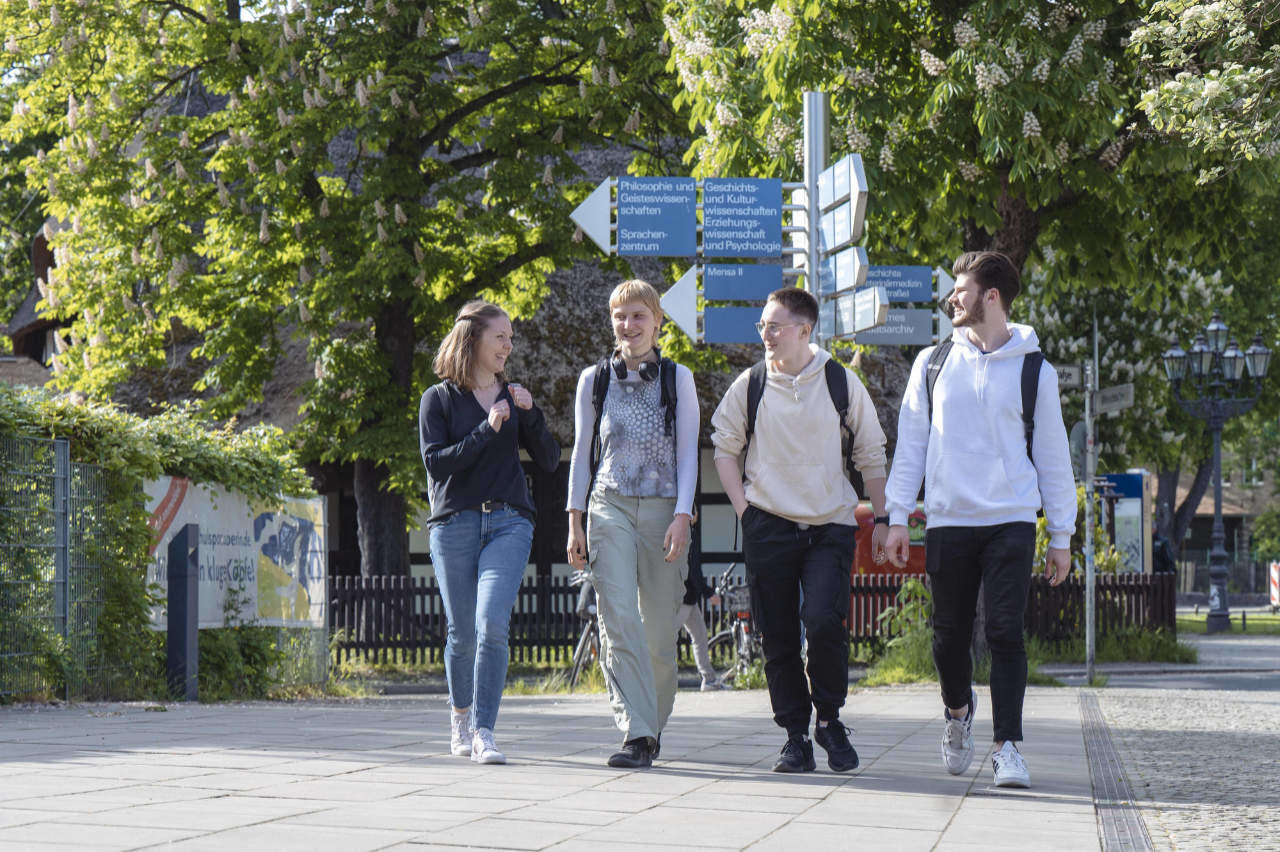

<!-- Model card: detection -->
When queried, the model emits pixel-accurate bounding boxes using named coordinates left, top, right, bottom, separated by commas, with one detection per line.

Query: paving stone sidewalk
left=0, top=685, right=1100, bottom=851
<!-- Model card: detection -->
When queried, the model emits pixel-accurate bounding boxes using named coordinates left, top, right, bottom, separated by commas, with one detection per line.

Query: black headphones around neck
left=611, top=347, right=662, bottom=382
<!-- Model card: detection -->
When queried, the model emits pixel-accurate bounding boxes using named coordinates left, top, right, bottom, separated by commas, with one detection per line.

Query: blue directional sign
left=616, top=177, right=696, bottom=256
left=853, top=308, right=935, bottom=345
left=703, top=264, right=784, bottom=301
left=819, top=245, right=867, bottom=295
left=866, top=266, right=933, bottom=302
left=704, top=306, right=763, bottom=344
left=702, top=178, right=783, bottom=257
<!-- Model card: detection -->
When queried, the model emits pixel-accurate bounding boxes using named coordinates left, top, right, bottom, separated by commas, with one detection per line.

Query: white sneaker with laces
left=992, top=740, right=1031, bottom=788
left=449, top=709, right=472, bottom=757
left=941, top=688, right=976, bottom=775
left=471, top=727, right=506, bottom=765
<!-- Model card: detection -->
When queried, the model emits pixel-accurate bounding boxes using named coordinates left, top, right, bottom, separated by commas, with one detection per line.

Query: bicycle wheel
left=567, top=621, right=599, bottom=690
left=707, top=631, right=738, bottom=684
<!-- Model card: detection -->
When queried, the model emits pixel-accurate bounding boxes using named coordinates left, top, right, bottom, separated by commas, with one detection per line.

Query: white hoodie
left=885, top=324, right=1077, bottom=549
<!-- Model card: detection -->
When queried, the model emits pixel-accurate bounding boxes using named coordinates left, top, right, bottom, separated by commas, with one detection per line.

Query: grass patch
left=1029, top=629, right=1197, bottom=664
left=859, top=629, right=1062, bottom=688
left=507, top=660, right=607, bottom=695
left=1177, top=613, right=1280, bottom=635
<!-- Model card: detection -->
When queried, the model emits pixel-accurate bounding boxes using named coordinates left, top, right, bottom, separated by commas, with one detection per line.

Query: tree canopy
left=1, top=0, right=679, bottom=573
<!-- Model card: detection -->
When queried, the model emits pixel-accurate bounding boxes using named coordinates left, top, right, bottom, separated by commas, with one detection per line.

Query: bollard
left=167, top=523, right=199, bottom=701
left=1242, top=611, right=1247, bottom=632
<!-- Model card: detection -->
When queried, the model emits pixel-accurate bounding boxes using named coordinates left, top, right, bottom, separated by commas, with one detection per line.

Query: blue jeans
left=429, top=507, right=533, bottom=731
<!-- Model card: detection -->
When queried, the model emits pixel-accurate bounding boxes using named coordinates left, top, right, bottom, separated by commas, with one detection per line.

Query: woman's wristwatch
left=874, top=516, right=890, bottom=526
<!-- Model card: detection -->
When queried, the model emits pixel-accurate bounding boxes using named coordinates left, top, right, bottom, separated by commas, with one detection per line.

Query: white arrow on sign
left=854, top=285, right=888, bottom=332
left=661, top=266, right=701, bottom=343
left=569, top=180, right=613, bottom=254
left=934, top=266, right=954, bottom=343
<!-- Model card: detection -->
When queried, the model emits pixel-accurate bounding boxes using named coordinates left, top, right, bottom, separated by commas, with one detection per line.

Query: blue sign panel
left=702, top=178, right=783, bottom=258
left=703, top=264, right=784, bottom=301
left=820, top=246, right=867, bottom=295
left=616, top=177, right=696, bottom=256
left=704, top=306, right=764, bottom=344
left=1094, top=474, right=1143, bottom=499
left=853, top=308, right=934, bottom=345
left=866, top=266, right=933, bottom=302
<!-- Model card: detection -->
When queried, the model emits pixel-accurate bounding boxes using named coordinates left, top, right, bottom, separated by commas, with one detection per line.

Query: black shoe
left=814, top=720, right=859, bottom=772
left=607, top=737, right=653, bottom=768
left=772, top=734, right=816, bottom=773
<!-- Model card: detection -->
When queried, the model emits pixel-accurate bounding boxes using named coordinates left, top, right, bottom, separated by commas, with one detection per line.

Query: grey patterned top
left=594, top=375, right=677, bottom=498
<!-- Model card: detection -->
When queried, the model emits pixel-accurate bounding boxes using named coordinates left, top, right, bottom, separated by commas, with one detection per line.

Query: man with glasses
left=711, top=287, right=889, bottom=773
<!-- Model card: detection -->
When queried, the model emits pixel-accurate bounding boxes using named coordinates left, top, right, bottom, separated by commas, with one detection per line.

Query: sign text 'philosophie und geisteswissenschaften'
left=616, top=177, right=697, bottom=256
left=701, top=178, right=783, bottom=258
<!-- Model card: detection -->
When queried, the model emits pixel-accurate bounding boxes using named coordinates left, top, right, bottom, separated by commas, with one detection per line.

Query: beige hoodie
left=711, top=346, right=887, bottom=526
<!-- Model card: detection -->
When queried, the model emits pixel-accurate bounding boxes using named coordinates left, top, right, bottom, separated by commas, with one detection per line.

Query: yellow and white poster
left=145, top=477, right=327, bottom=629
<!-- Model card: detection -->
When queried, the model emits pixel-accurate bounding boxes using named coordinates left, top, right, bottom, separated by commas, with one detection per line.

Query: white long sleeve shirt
left=885, top=324, right=1077, bottom=549
left=566, top=362, right=700, bottom=516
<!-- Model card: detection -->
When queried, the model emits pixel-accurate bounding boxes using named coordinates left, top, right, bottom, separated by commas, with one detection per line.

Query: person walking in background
left=711, top=286, right=889, bottom=774
left=677, top=558, right=728, bottom=692
left=566, top=279, right=699, bottom=769
left=419, top=300, right=560, bottom=765
left=884, top=251, right=1076, bottom=788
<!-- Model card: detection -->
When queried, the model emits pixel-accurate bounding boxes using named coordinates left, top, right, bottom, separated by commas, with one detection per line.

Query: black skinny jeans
left=926, top=522, right=1036, bottom=743
left=742, top=505, right=857, bottom=736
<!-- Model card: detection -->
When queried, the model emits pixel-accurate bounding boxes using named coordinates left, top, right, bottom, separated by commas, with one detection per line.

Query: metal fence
left=0, top=433, right=109, bottom=701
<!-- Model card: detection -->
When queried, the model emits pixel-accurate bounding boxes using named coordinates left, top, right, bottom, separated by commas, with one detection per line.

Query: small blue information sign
left=616, top=177, right=696, bottom=256
left=703, top=264, right=783, bottom=301
left=866, top=266, right=933, bottom=302
left=702, top=178, right=783, bottom=258
left=853, top=308, right=934, bottom=345
left=704, top=306, right=762, bottom=344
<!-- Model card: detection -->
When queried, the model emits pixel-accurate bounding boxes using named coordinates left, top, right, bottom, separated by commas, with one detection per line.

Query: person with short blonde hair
left=566, top=279, right=700, bottom=768
left=420, top=300, right=559, bottom=765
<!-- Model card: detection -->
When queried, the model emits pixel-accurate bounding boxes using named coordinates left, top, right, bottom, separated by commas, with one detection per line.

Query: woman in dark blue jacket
left=419, top=300, right=559, bottom=765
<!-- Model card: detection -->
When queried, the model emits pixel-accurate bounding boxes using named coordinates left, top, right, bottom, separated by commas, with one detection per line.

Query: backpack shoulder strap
left=823, top=359, right=866, bottom=499
left=925, top=339, right=954, bottom=423
left=589, top=359, right=611, bottom=482
left=743, top=361, right=768, bottom=458
left=1021, top=352, right=1044, bottom=462
left=659, top=357, right=678, bottom=437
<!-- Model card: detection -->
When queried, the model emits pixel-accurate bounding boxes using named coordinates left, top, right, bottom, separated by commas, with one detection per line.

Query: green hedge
left=0, top=386, right=314, bottom=701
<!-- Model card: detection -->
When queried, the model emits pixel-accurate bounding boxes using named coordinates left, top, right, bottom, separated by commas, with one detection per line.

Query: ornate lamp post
left=1162, top=313, right=1271, bottom=633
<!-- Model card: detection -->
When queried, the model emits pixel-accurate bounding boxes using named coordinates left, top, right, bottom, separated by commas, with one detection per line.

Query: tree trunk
left=1156, top=457, right=1215, bottom=561
left=354, top=458, right=410, bottom=577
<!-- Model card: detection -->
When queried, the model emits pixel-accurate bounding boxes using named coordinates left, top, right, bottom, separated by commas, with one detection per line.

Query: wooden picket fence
left=327, top=571, right=1177, bottom=664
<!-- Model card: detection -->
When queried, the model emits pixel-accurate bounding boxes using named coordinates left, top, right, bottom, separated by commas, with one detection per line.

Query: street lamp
left=1162, top=312, right=1271, bottom=633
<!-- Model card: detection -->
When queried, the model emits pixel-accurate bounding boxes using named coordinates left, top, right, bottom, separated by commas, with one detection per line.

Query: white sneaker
left=449, top=709, right=472, bottom=757
left=992, top=741, right=1031, bottom=788
left=941, top=688, right=976, bottom=775
left=471, top=727, right=506, bottom=765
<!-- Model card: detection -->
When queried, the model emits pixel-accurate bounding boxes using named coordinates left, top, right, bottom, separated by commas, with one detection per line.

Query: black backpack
left=925, top=339, right=1044, bottom=461
left=743, top=358, right=866, bottom=499
left=588, top=356, right=679, bottom=488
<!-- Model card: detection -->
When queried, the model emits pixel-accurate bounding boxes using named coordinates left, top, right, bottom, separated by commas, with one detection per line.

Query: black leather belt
left=471, top=500, right=510, bottom=513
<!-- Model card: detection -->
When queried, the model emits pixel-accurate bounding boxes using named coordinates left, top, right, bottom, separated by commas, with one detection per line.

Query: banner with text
left=146, top=477, right=327, bottom=629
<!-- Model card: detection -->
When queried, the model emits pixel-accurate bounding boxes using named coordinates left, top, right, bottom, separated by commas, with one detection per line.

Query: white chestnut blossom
left=920, top=49, right=946, bottom=76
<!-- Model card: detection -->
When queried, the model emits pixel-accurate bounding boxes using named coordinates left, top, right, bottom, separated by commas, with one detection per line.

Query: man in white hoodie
left=712, top=287, right=889, bottom=774
left=884, top=251, right=1076, bottom=789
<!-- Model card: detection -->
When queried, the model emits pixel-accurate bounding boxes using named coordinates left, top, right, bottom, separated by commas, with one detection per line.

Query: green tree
left=1, top=0, right=680, bottom=574
left=1131, top=0, right=1280, bottom=175
left=665, top=0, right=1279, bottom=556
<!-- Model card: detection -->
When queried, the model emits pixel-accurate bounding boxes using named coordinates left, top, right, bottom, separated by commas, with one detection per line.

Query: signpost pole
left=1084, top=361, right=1096, bottom=684
left=802, top=91, right=829, bottom=346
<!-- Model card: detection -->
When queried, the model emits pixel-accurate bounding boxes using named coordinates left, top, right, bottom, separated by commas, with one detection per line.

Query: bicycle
left=566, top=571, right=601, bottom=691
left=706, top=564, right=762, bottom=685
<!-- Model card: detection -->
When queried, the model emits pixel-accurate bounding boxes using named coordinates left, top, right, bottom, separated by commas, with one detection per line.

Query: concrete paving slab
left=0, top=685, right=1109, bottom=850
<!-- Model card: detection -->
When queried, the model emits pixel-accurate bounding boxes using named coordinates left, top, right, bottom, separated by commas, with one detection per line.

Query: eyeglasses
left=755, top=321, right=802, bottom=337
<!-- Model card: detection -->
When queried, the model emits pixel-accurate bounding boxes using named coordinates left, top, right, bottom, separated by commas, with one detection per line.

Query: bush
left=0, top=386, right=313, bottom=701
